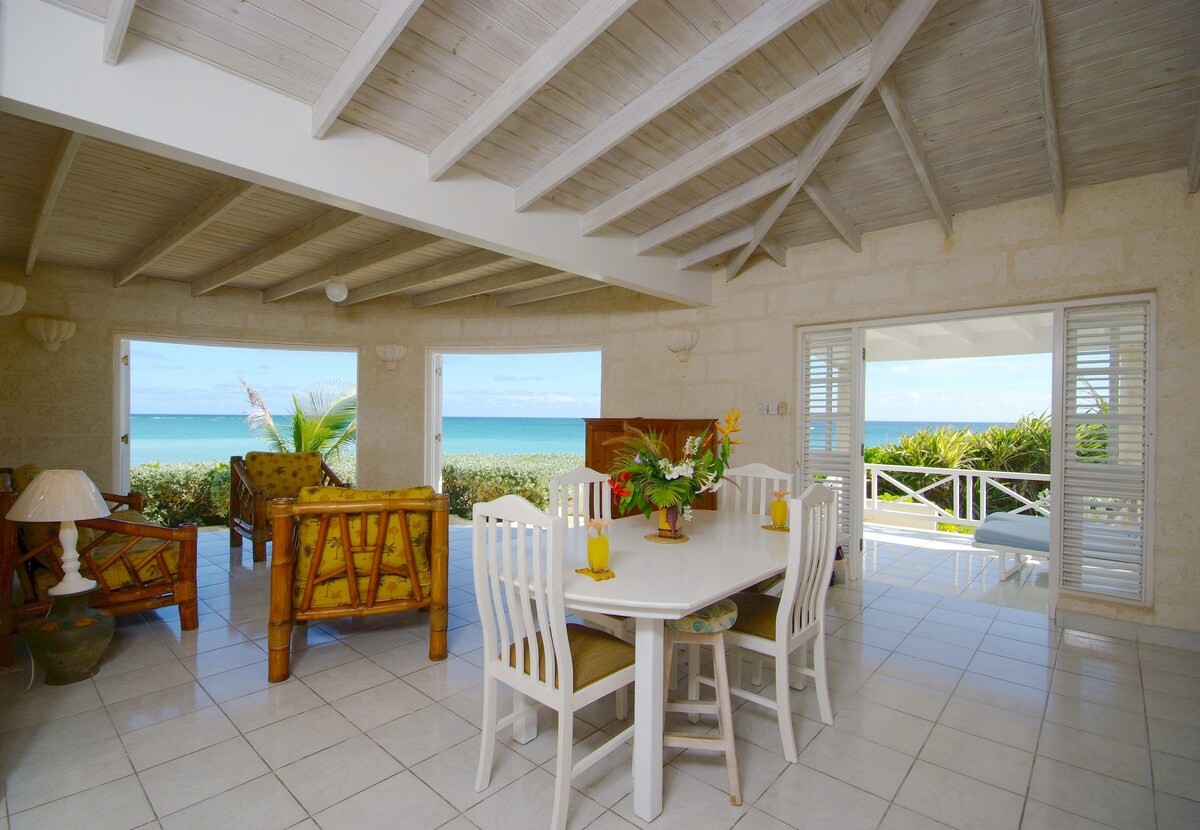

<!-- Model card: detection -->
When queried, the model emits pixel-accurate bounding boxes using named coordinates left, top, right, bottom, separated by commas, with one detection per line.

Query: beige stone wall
left=1, top=169, right=1196, bottom=631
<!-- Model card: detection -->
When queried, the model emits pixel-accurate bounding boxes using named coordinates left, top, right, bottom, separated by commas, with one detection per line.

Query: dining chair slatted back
left=720, top=463, right=792, bottom=516
left=472, top=495, right=635, bottom=830
left=715, top=483, right=839, bottom=762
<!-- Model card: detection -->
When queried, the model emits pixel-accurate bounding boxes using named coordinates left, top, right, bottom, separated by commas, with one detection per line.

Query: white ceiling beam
left=875, top=326, right=921, bottom=349
left=343, top=249, right=507, bottom=305
left=935, top=320, right=975, bottom=345
left=1187, top=102, right=1199, bottom=193
left=582, top=46, right=869, bottom=235
left=192, top=209, right=358, bottom=296
left=103, top=0, right=136, bottom=65
left=114, top=179, right=257, bottom=286
left=1030, top=0, right=1064, bottom=214
left=495, top=276, right=603, bottom=307
left=724, top=0, right=939, bottom=280
left=640, top=0, right=937, bottom=259
left=677, top=226, right=754, bottom=270
left=428, top=0, right=636, bottom=181
left=1012, top=314, right=1038, bottom=342
left=877, top=71, right=952, bottom=236
left=1, top=1, right=710, bottom=307
left=25, top=130, right=83, bottom=275
left=758, top=234, right=786, bottom=267
left=262, top=230, right=436, bottom=302
left=410, top=264, right=559, bottom=308
left=514, top=0, right=832, bottom=211
left=311, top=0, right=423, bottom=139
left=802, top=172, right=862, bottom=253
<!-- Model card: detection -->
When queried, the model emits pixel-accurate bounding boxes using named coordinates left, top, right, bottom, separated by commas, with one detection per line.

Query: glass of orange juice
left=770, top=491, right=789, bottom=528
left=585, top=517, right=613, bottom=572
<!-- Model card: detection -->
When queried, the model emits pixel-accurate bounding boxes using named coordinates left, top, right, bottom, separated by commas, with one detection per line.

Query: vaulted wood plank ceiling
left=3, top=0, right=1197, bottom=307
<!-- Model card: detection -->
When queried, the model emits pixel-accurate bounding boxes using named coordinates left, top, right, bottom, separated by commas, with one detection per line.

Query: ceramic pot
left=23, top=588, right=115, bottom=685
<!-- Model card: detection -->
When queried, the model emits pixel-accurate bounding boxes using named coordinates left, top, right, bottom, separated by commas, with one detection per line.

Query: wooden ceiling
left=4, top=0, right=1198, bottom=306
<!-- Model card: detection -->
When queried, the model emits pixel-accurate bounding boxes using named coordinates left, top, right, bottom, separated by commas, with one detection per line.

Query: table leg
left=633, top=616, right=664, bottom=821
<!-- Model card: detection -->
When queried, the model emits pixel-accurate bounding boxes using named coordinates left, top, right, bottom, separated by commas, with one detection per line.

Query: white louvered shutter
left=798, top=327, right=863, bottom=576
left=1054, top=300, right=1154, bottom=604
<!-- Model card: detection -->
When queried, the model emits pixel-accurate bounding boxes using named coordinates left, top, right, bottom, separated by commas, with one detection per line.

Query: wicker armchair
left=229, top=451, right=344, bottom=562
left=0, top=465, right=199, bottom=666
left=267, top=485, right=450, bottom=682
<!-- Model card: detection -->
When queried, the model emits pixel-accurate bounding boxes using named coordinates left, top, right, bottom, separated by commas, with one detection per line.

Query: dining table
left=559, top=508, right=791, bottom=822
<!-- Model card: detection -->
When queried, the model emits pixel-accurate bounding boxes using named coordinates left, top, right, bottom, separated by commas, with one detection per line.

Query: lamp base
left=23, top=587, right=114, bottom=685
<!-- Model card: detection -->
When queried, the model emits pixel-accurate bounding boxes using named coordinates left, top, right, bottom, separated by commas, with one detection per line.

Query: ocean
left=129, top=415, right=1011, bottom=466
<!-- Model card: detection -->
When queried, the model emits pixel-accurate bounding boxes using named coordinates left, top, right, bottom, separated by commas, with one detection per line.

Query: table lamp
left=6, top=469, right=111, bottom=594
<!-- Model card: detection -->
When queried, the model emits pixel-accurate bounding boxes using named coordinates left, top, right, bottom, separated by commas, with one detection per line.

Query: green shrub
left=326, top=455, right=357, bottom=487
left=131, top=461, right=230, bottom=526
left=441, top=453, right=584, bottom=518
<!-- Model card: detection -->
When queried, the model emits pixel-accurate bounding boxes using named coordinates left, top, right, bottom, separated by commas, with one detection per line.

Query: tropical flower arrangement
left=607, top=408, right=741, bottom=521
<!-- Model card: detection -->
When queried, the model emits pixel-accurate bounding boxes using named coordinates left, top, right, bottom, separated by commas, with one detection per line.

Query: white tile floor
left=2, top=524, right=1198, bottom=830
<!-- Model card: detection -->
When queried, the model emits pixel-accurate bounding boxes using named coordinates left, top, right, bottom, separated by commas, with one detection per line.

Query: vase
left=23, top=587, right=115, bottom=685
left=586, top=528, right=610, bottom=571
left=657, top=505, right=682, bottom=539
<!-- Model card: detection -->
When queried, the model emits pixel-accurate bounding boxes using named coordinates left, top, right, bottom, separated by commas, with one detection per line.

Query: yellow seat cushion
left=245, top=451, right=325, bottom=501
left=509, top=624, right=635, bottom=691
left=727, top=591, right=780, bottom=640
left=293, top=485, right=435, bottom=609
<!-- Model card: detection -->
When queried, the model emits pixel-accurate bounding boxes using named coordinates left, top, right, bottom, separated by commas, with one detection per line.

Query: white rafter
left=802, top=172, right=862, bottom=253
left=410, top=264, right=559, bottom=308
left=514, top=0, right=832, bottom=211
left=1030, top=0, right=1064, bottom=214
left=343, top=249, right=507, bottom=305
left=311, top=0, right=423, bottom=139
left=428, top=0, right=636, bottom=181
left=724, top=0, right=939, bottom=280
left=262, top=230, right=437, bottom=302
left=103, top=0, right=136, bottom=65
left=495, top=276, right=602, bottom=307
left=758, top=234, right=786, bottom=267
left=876, top=327, right=921, bottom=349
left=1187, top=102, right=1199, bottom=194
left=114, top=180, right=257, bottom=287
left=935, top=320, right=975, bottom=345
left=677, top=226, right=754, bottom=270
left=192, top=209, right=358, bottom=296
left=582, top=46, right=869, bottom=235
left=877, top=71, right=952, bottom=236
left=25, top=130, right=83, bottom=275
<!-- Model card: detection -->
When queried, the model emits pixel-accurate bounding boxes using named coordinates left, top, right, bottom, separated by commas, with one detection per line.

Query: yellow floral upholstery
left=509, top=624, right=636, bottom=691
left=245, top=452, right=326, bottom=501
left=294, top=485, right=435, bottom=609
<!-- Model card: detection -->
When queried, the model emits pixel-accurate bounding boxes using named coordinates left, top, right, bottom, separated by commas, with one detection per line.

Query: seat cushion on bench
left=974, top=513, right=1050, bottom=553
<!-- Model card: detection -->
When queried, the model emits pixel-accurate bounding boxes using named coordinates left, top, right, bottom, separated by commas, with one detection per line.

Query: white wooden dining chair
left=549, top=467, right=631, bottom=719
left=473, top=495, right=636, bottom=830
left=707, top=483, right=839, bottom=762
left=719, top=462, right=793, bottom=516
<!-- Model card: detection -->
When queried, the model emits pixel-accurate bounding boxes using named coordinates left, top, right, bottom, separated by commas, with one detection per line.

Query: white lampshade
left=325, top=280, right=349, bottom=302
left=24, top=317, right=76, bottom=351
left=6, top=470, right=110, bottom=522
left=375, top=343, right=406, bottom=369
left=6, top=470, right=111, bottom=596
left=0, top=281, right=26, bottom=315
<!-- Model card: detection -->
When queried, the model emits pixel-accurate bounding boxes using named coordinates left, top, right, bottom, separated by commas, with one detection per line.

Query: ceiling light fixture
left=325, top=281, right=348, bottom=303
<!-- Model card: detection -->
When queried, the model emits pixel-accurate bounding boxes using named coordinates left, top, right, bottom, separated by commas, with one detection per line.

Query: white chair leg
left=687, top=643, right=701, bottom=723
left=475, top=676, right=498, bottom=791
left=792, top=641, right=809, bottom=690
left=731, top=645, right=743, bottom=690
left=550, top=710, right=574, bottom=830
left=812, top=632, right=833, bottom=726
left=710, top=634, right=741, bottom=806
left=774, top=648, right=798, bottom=764
left=616, top=686, right=628, bottom=721
left=751, top=655, right=764, bottom=687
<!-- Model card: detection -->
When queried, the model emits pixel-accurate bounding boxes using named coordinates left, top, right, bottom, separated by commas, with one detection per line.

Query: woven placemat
left=575, top=567, right=615, bottom=581
left=644, top=533, right=690, bottom=544
left=761, top=524, right=789, bottom=533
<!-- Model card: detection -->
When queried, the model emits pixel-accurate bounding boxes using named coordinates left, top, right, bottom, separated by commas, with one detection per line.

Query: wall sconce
left=0, top=281, right=26, bottom=315
left=25, top=317, right=76, bottom=351
left=325, top=280, right=349, bottom=302
left=666, top=329, right=699, bottom=363
left=375, top=343, right=406, bottom=369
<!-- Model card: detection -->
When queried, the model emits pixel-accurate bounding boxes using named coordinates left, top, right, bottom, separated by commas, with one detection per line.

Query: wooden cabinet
left=584, top=418, right=718, bottom=517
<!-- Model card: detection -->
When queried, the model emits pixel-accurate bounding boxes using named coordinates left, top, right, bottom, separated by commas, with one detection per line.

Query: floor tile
left=138, top=736, right=269, bottom=817
left=831, top=696, right=934, bottom=756
left=1050, top=670, right=1144, bottom=715
left=370, top=703, right=480, bottom=767
left=315, top=771, right=458, bottom=830
left=8, top=774, right=154, bottom=830
left=5, top=735, right=134, bottom=813
left=1019, top=800, right=1120, bottom=829
left=1026, top=756, right=1154, bottom=830
left=918, top=724, right=1033, bottom=794
left=878, top=653, right=963, bottom=694
left=1043, top=693, right=1148, bottom=747
left=414, top=736, right=534, bottom=812
left=895, top=635, right=976, bottom=670
left=300, top=657, right=395, bottom=702
left=967, top=651, right=1053, bottom=691
left=244, top=704, right=360, bottom=768
left=1150, top=750, right=1200, bottom=801
left=276, top=734, right=402, bottom=814
left=158, top=773, right=305, bottom=830
left=878, top=805, right=956, bottom=830
left=332, top=676, right=435, bottom=731
left=1147, top=715, right=1200, bottom=761
left=219, top=678, right=324, bottom=732
left=613, top=765, right=748, bottom=830
left=403, top=657, right=484, bottom=701
left=859, top=673, right=950, bottom=722
left=121, top=704, right=239, bottom=770
left=1154, top=791, right=1200, bottom=830
left=757, top=764, right=888, bottom=830
left=799, top=726, right=915, bottom=799
left=937, top=695, right=1041, bottom=753
left=469, top=767, right=605, bottom=830
left=95, top=660, right=195, bottom=705
left=894, top=760, right=1024, bottom=830
left=954, top=672, right=1047, bottom=720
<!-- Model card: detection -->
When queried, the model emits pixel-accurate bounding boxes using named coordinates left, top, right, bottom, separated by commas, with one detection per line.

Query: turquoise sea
left=129, top=415, right=1010, bottom=466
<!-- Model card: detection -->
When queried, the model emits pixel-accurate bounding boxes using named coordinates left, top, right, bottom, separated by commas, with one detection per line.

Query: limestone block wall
left=0, top=169, right=1195, bottom=631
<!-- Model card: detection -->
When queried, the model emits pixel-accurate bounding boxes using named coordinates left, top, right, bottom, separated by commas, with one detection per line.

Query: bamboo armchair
left=0, top=467, right=199, bottom=667
left=267, top=485, right=450, bottom=682
left=229, top=451, right=344, bottom=562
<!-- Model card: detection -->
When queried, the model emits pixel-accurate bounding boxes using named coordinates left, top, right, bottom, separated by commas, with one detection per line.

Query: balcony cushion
left=293, top=485, right=434, bottom=609
left=974, top=513, right=1050, bottom=553
left=244, top=451, right=325, bottom=501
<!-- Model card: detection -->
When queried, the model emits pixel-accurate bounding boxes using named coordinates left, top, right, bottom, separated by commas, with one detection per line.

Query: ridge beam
left=677, top=226, right=754, bottom=270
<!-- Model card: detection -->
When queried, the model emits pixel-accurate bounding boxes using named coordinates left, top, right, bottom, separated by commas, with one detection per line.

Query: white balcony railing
left=864, top=463, right=1051, bottom=528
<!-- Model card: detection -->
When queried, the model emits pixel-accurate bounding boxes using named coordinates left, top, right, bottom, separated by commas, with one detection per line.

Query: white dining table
left=561, top=509, right=790, bottom=822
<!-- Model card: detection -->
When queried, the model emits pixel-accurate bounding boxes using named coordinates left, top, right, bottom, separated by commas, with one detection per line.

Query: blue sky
left=865, top=354, right=1051, bottom=421
left=130, top=341, right=1049, bottom=422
